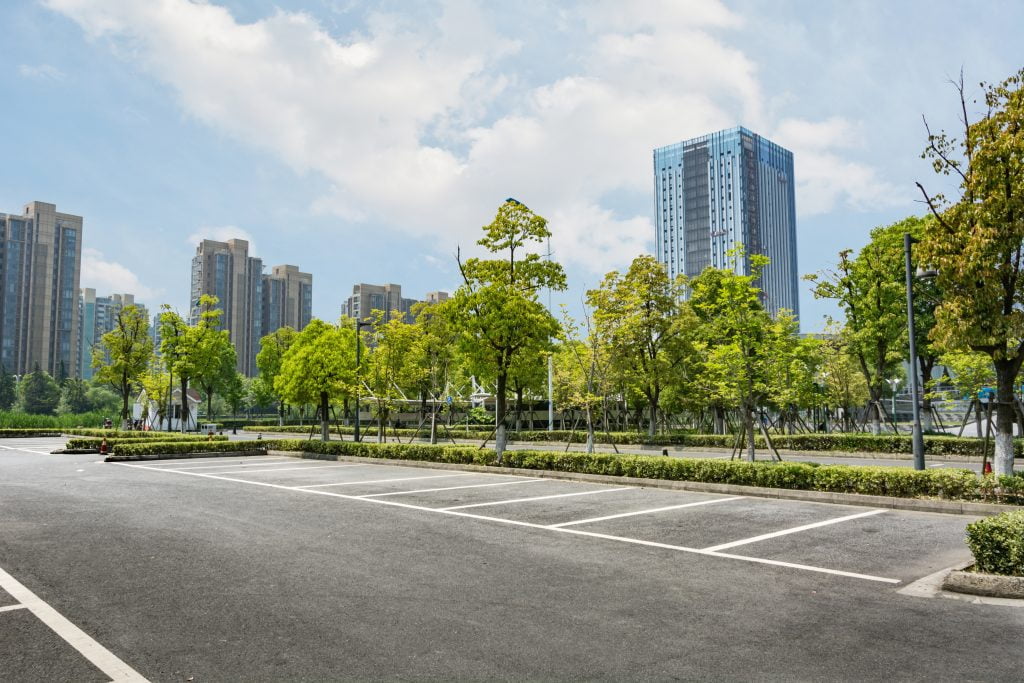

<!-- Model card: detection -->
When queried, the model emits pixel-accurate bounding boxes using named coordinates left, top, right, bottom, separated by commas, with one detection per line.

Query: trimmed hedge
left=0, top=428, right=63, bottom=437
left=243, top=425, right=1023, bottom=457
left=111, top=440, right=268, bottom=457
left=64, top=429, right=223, bottom=439
left=266, top=439, right=1024, bottom=505
left=68, top=435, right=230, bottom=450
left=966, top=510, right=1024, bottom=575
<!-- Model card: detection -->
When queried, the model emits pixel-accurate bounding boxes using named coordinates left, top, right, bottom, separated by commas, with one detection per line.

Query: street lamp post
left=354, top=319, right=370, bottom=443
left=887, top=377, right=901, bottom=431
left=903, top=233, right=926, bottom=470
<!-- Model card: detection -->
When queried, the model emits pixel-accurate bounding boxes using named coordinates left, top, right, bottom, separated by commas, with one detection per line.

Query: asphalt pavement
left=2, top=437, right=1023, bottom=681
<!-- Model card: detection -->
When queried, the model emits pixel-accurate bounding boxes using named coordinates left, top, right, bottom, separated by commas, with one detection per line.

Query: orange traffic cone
left=983, top=461, right=993, bottom=475
left=100, top=437, right=108, bottom=455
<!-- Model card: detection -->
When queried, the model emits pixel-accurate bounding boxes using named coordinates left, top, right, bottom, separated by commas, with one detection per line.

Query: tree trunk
left=515, top=386, right=523, bottom=433
left=429, top=407, right=438, bottom=445
left=180, top=378, right=189, bottom=432
left=495, top=371, right=508, bottom=463
left=993, top=360, right=1019, bottom=475
left=714, top=405, right=725, bottom=435
left=744, top=405, right=756, bottom=462
left=648, top=400, right=657, bottom=439
left=585, top=402, right=595, bottom=454
left=320, top=392, right=330, bottom=441
left=278, top=400, right=285, bottom=427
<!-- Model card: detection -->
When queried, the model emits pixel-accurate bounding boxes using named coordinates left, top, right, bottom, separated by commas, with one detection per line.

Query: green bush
left=68, top=435, right=230, bottom=450
left=0, top=410, right=110, bottom=429
left=63, top=429, right=219, bottom=439
left=110, top=440, right=269, bottom=457
left=966, top=510, right=1024, bottom=576
left=261, top=439, right=1024, bottom=504
left=0, top=428, right=63, bottom=437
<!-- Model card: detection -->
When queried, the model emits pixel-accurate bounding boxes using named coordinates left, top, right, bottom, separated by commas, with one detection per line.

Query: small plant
left=965, top=511, right=1024, bottom=576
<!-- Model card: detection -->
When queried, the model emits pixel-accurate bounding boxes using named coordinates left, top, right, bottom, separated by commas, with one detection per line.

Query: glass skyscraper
left=654, top=126, right=799, bottom=320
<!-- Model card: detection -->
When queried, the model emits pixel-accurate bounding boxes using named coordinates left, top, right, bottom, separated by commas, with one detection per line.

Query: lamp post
left=903, top=233, right=933, bottom=470
left=353, top=319, right=370, bottom=443
left=886, top=377, right=901, bottom=431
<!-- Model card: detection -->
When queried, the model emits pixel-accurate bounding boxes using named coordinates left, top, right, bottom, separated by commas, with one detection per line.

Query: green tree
left=256, top=326, right=298, bottom=426
left=365, top=310, right=420, bottom=441
left=0, top=364, right=16, bottom=411
left=587, top=255, right=695, bottom=438
left=818, top=328, right=871, bottom=432
left=86, top=382, right=121, bottom=416
left=159, top=296, right=221, bottom=431
left=93, top=304, right=153, bottom=425
left=690, top=249, right=799, bottom=460
left=556, top=307, right=616, bottom=452
left=57, top=377, right=91, bottom=415
left=408, top=301, right=460, bottom=443
left=246, top=376, right=276, bottom=415
left=275, top=319, right=357, bottom=441
left=191, top=324, right=236, bottom=421
left=17, top=365, right=60, bottom=415
left=940, top=351, right=996, bottom=438
left=917, top=69, right=1024, bottom=474
left=139, top=363, right=170, bottom=429
left=806, top=216, right=933, bottom=433
left=452, top=199, right=566, bottom=462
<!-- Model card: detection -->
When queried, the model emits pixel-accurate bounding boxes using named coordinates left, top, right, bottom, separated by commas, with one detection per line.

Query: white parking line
left=0, top=604, right=29, bottom=613
left=441, top=487, right=633, bottom=511
left=114, top=463, right=900, bottom=584
left=136, top=459, right=297, bottom=471
left=701, top=509, right=888, bottom=552
left=296, top=473, right=477, bottom=489
left=0, top=564, right=148, bottom=681
left=548, top=496, right=744, bottom=527
left=357, top=478, right=545, bottom=498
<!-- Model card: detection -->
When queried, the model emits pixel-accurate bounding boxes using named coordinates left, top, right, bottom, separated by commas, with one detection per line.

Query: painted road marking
left=181, top=463, right=369, bottom=475
left=548, top=497, right=745, bottom=528
left=441, top=487, right=633, bottom=511
left=0, top=564, right=148, bottom=681
left=0, top=604, right=29, bottom=613
left=357, top=478, right=546, bottom=498
left=139, top=458, right=297, bottom=470
left=113, top=463, right=901, bottom=584
left=296, top=473, right=477, bottom=489
left=701, top=509, right=888, bottom=552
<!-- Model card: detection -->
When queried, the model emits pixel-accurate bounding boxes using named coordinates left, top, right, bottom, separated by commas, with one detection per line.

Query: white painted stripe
left=111, top=464, right=901, bottom=584
left=548, top=496, right=744, bottom=528
left=138, top=458, right=296, bottom=471
left=137, top=459, right=296, bottom=470
left=295, top=473, right=476, bottom=489
left=0, top=565, right=148, bottom=681
left=0, top=603, right=28, bottom=613
left=357, top=478, right=545, bottom=498
left=186, top=463, right=369, bottom=475
left=442, top=487, right=633, bottom=511
left=701, top=509, right=888, bottom=552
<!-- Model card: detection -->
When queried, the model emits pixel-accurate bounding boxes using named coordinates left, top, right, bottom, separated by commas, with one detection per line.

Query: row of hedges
left=63, top=429, right=223, bottom=439
left=966, top=511, right=1024, bottom=576
left=242, top=425, right=1023, bottom=457
left=111, top=440, right=268, bottom=457
left=69, top=435, right=230, bottom=450
left=261, top=440, right=1024, bottom=504
left=0, top=428, right=63, bottom=437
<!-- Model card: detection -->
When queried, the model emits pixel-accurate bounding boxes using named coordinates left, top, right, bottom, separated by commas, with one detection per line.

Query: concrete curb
left=266, top=451, right=1024, bottom=516
left=943, top=568, right=1024, bottom=599
left=105, top=450, right=268, bottom=462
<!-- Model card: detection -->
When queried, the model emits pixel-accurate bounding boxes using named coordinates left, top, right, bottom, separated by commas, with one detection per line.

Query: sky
left=0, top=0, right=1021, bottom=331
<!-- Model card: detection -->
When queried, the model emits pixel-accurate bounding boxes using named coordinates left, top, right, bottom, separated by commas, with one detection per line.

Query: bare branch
left=915, top=181, right=955, bottom=232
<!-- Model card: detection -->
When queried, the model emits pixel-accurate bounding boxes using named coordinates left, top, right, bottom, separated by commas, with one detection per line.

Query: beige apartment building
left=0, top=201, right=82, bottom=377
left=341, top=283, right=448, bottom=323
left=263, top=265, right=312, bottom=333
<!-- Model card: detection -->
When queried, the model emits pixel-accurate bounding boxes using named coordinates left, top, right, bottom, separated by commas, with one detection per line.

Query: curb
left=105, top=450, right=268, bottom=462
left=266, top=451, right=1023, bottom=516
left=943, top=568, right=1024, bottom=599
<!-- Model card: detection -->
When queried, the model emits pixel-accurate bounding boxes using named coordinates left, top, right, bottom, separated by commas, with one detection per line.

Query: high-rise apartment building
left=79, top=289, right=147, bottom=380
left=653, top=126, right=799, bottom=319
left=190, top=239, right=263, bottom=376
left=340, top=283, right=431, bottom=323
left=262, top=265, right=312, bottom=334
left=0, top=201, right=82, bottom=377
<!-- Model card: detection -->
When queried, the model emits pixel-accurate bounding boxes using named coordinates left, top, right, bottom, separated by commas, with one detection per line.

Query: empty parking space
left=120, top=455, right=979, bottom=587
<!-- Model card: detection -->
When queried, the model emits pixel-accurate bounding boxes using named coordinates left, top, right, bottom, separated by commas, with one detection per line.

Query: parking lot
left=3, top=438, right=1024, bottom=681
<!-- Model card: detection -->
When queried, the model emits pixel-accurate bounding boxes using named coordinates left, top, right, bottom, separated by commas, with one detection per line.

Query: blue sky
left=1, top=0, right=1020, bottom=331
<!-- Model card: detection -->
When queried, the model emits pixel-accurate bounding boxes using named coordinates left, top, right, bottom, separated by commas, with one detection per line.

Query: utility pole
left=904, top=233, right=925, bottom=470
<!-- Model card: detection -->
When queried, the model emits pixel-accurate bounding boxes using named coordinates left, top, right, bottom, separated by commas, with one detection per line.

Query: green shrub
left=0, top=428, right=63, bottom=437
left=111, top=440, right=270, bottom=457
left=63, top=429, right=220, bottom=439
left=68, top=435, right=230, bottom=450
left=966, top=510, right=1024, bottom=576
left=0, top=410, right=110, bottom=429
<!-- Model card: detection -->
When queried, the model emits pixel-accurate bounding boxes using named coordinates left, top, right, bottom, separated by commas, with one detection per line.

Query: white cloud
left=17, top=63, right=65, bottom=80
left=81, top=247, right=160, bottom=301
left=185, top=226, right=257, bottom=255
left=46, top=0, right=900, bottom=273
left=773, top=117, right=904, bottom=216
